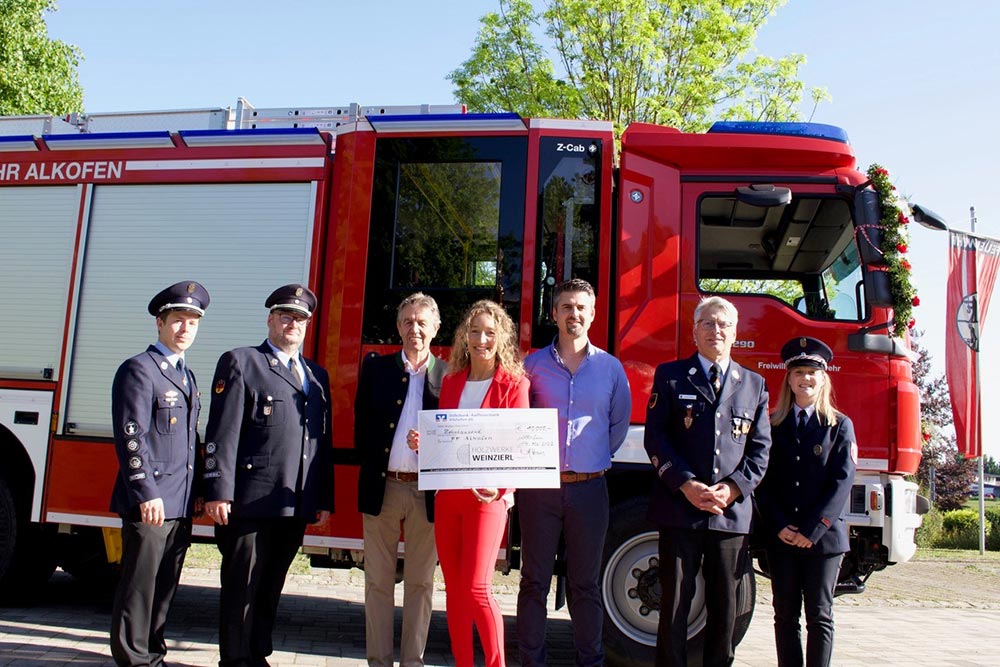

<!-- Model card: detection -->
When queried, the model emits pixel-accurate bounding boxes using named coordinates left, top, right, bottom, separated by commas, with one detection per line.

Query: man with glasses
left=644, top=296, right=771, bottom=667
left=203, top=284, right=333, bottom=667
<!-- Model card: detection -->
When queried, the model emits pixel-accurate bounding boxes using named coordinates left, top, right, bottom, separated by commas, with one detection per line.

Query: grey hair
left=693, top=296, right=738, bottom=326
left=396, top=292, right=441, bottom=326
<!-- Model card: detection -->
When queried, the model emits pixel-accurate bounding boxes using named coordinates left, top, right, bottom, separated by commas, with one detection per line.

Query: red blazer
left=439, top=366, right=530, bottom=506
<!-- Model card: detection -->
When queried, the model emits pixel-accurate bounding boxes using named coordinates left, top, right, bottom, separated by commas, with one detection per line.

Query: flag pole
left=972, top=206, right=986, bottom=555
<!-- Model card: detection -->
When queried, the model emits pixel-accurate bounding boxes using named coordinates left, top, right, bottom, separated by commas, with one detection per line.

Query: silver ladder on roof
left=0, top=98, right=466, bottom=136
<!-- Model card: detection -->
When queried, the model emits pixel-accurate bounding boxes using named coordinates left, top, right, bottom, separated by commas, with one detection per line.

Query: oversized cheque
left=417, top=408, right=559, bottom=490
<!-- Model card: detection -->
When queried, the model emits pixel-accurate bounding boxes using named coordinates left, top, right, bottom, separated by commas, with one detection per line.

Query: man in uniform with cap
left=203, top=284, right=333, bottom=667
left=644, top=296, right=771, bottom=667
left=110, top=280, right=210, bottom=667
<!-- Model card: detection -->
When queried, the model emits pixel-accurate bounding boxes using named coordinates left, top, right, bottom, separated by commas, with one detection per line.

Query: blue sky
left=45, top=0, right=1000, bottom=458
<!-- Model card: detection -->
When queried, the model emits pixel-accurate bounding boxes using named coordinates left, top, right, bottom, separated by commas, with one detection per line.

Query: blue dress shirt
left=524, top=339, right=632, bottom=473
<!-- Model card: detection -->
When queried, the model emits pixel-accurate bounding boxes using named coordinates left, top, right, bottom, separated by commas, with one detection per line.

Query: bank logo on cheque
left=435, top=413, right=448, bottom=422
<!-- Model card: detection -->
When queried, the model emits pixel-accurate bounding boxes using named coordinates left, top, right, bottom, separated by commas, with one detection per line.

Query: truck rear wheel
left=600, top=497, right=755, bottom=667
left=0, top=474, right=55, bottom=603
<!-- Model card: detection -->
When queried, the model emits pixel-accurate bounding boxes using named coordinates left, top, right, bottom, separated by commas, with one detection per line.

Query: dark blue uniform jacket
left=644, top=354, right=771, bottom=534
left=755, top=412, right=856, bottom=554
left=202, top=342, right=333, bottom=520
left=110, top=345, right=200, bottom=519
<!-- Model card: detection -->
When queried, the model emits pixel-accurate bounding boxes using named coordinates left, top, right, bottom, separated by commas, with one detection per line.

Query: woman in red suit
left=408, top=299, right=529, bottom=667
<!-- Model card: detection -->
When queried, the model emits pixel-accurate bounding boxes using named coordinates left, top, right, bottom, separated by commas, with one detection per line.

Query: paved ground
left=0, top=561, right=997, bottom=667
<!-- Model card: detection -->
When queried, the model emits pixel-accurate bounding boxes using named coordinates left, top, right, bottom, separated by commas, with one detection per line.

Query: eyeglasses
left=696, top=319, right=735, bottom=331
left=278, top=313, right=310, bottom=326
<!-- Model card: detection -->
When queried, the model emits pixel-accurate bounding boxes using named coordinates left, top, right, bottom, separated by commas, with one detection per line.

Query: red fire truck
left=0, top=99, right=931, bottom=664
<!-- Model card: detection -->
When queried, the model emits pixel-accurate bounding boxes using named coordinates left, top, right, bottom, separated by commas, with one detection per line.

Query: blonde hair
left=447, top=300, right=524, bottom=378
left=770, top=368, right=841, bottom=426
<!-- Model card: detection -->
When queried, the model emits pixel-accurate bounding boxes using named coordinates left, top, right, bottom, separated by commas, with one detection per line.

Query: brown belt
left=560, top=470, right=605, bottom=484
left=387, top=470, right=418, bottom=482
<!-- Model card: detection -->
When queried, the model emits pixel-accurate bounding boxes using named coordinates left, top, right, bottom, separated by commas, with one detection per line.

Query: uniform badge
left=205, top=457, right=217, bottom=470
left=128, top=456, right=142, bottom=469
left=128, top=472, right=146, bottom=482
left=740, top=420, right=751, bottom=435
left=850, top=441, right=858, bottom=464
left=263, top=405, right=272, bottom=416
left=684, top=404, right=693, bottom=430
left=688, top=367, right=697, bottom=375
left=813, top=444, right=823, bottom=456
left=732, top=418, right=743, bottom=439
left=126, top=439, right=139, bottom=452
left=270, top=358, right=278, bottom=366
left=164, top=390, right=178, bottom=405
left=295, top=287, right=303, bottom=297
left=187, top=282, right=197, bottom=293
left=160, top=361, right=169, bottom=370
left=731, top=369, right=740, bottom=381
left=169, top=416, right=178, bottom=425
left=215, top=379, right=225, bottom=394
left=820, top=516, right=831, bottom=527
left=206, top=442, right=217, bottom=454
left=650, top=455, right=659, bottom=468
left=648, top=392, right=658, bottom=409
left=124, top=421, right=138, bottom=435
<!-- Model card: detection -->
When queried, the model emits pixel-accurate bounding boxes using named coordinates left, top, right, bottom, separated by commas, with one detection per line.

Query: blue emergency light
left=708, top=121, right=849, bottom=144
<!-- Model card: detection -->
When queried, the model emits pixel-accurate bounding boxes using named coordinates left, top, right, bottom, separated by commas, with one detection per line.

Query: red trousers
left=434, top=489, right=508, bottom=667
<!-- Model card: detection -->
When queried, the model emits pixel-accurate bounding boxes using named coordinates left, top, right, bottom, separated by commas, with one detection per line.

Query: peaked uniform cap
left=780, top=336, right=832, bottom=370
left=265, top=283, right=317, bottom=317
left=148, top=281, right=210, bottom=317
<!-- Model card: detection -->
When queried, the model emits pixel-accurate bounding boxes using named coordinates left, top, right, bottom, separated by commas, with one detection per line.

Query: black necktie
left=797, top=409, right=808, bottom=438
left=289, top=357, right=304, bottom=390
left=709, top=364, right=721, bottom=396
left=176, top=358, right=187, bottom=386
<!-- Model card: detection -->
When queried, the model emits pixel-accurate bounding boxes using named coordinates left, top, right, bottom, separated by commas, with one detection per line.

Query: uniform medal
left=684, top=404, right=693, bottom=429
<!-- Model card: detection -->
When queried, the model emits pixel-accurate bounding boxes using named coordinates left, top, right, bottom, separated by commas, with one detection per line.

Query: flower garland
left=867, top=164, right=918, bottom=334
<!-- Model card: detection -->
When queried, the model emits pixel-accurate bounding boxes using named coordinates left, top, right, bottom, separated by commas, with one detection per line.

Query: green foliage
left=914, top=506, right=942, bottom=549
left=0, top=0, right=83, bottom=115
left=937, top=509, right=988, bottom=550
left=984, top=455, right=1000, bottom=476
left=987, top=507, right=1000, bottom=551
left=449, top=0, right=827, bottom=137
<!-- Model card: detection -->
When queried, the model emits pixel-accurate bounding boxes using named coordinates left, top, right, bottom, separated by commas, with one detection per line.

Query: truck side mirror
left=735, top=184, right=791, bottom=207
left=854, top=188, right=886, bottom=266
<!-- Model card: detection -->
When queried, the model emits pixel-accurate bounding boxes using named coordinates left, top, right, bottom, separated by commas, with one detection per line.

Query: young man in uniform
left=110, top=280, right=210, bottom=667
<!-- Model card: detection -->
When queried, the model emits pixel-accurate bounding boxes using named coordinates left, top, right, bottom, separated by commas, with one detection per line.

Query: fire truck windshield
left=698, top=193, right=865, bottom=321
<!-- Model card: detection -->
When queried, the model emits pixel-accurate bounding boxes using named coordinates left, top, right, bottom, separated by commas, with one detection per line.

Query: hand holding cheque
left=406, top=408, right=560, bottom=491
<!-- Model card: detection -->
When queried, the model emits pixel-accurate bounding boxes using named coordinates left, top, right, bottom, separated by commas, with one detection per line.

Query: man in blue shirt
left=517, top=278, right=632, bottom=667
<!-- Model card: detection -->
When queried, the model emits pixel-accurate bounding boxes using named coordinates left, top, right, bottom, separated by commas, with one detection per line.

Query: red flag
left=946, top=230, right=1000, bottom=458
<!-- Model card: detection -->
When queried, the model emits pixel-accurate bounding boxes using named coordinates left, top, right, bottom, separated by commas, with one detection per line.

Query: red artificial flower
left=912, top=295, right=921, bottom=307
left=877, top=167, right=889, bottom=176
left=901, top=258, right=912, bottom=271
left=923, top=431, right=932, bottom=443
left=908, top=318, right=916, bottom=328
left=898, top=211, right=910, bottom=225
left=896, top=243, right=908, bottom=254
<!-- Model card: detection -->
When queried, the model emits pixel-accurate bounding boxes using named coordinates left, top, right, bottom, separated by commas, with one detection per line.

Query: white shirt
left=153, top=341, right=184, bottom=370
left=266, top=341, right=309, bottom=393
left=697, top=354, right=730, bottom=388
left=388, top=352, right=429, bottom=473
left=458, top=378, right=492, bottom=409
left=794, top=404, right=815, bottom=424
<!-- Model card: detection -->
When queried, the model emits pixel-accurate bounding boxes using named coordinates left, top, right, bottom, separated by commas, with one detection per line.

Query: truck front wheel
left=0, top=473, right=56, bottom=602
left=600, top=497, right=755, bottom=667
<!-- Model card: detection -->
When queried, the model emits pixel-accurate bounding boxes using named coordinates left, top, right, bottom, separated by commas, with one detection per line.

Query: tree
left=984, top=455, right=1000, bottom=477
left=449, top=0, right=829, bottom=136
left=0, top=0, right=83, bottom=116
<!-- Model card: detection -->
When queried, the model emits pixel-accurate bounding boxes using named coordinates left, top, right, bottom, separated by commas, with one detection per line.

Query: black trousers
left=215, top=517, right=306, bottom=667
left=656, top=528, right=748, bottom=667
left=767, top=548, right=843, bottom=667
left=111, top=516, right=191, bottom=667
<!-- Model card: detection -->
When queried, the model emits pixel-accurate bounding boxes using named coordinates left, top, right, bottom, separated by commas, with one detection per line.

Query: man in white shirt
left=354, top=293, right=446, bottom=667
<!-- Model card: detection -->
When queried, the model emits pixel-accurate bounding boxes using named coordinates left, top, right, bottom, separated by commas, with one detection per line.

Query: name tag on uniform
left=679, top=394, right=698, bottom=400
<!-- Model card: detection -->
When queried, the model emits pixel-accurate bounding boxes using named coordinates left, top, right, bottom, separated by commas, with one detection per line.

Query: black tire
left=0, top=474, right=56, bottom=603
left=601, top=496, right=755, bottom=667
left=58, top=528, right=120, bottom=591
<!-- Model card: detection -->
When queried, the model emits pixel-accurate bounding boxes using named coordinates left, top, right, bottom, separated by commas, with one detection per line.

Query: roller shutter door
left=63, top=182, right=315, bottom=436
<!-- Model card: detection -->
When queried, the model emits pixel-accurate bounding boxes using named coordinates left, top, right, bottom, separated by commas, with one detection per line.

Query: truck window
left=532, top=136, right=602, bottom=348
left=363, top=137, right=527, bottom=343
left=697, top=194, right=867, bottom=321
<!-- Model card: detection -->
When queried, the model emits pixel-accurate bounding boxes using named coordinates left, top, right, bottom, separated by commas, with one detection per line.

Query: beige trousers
left=362, top=478, right=437, bottom=667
